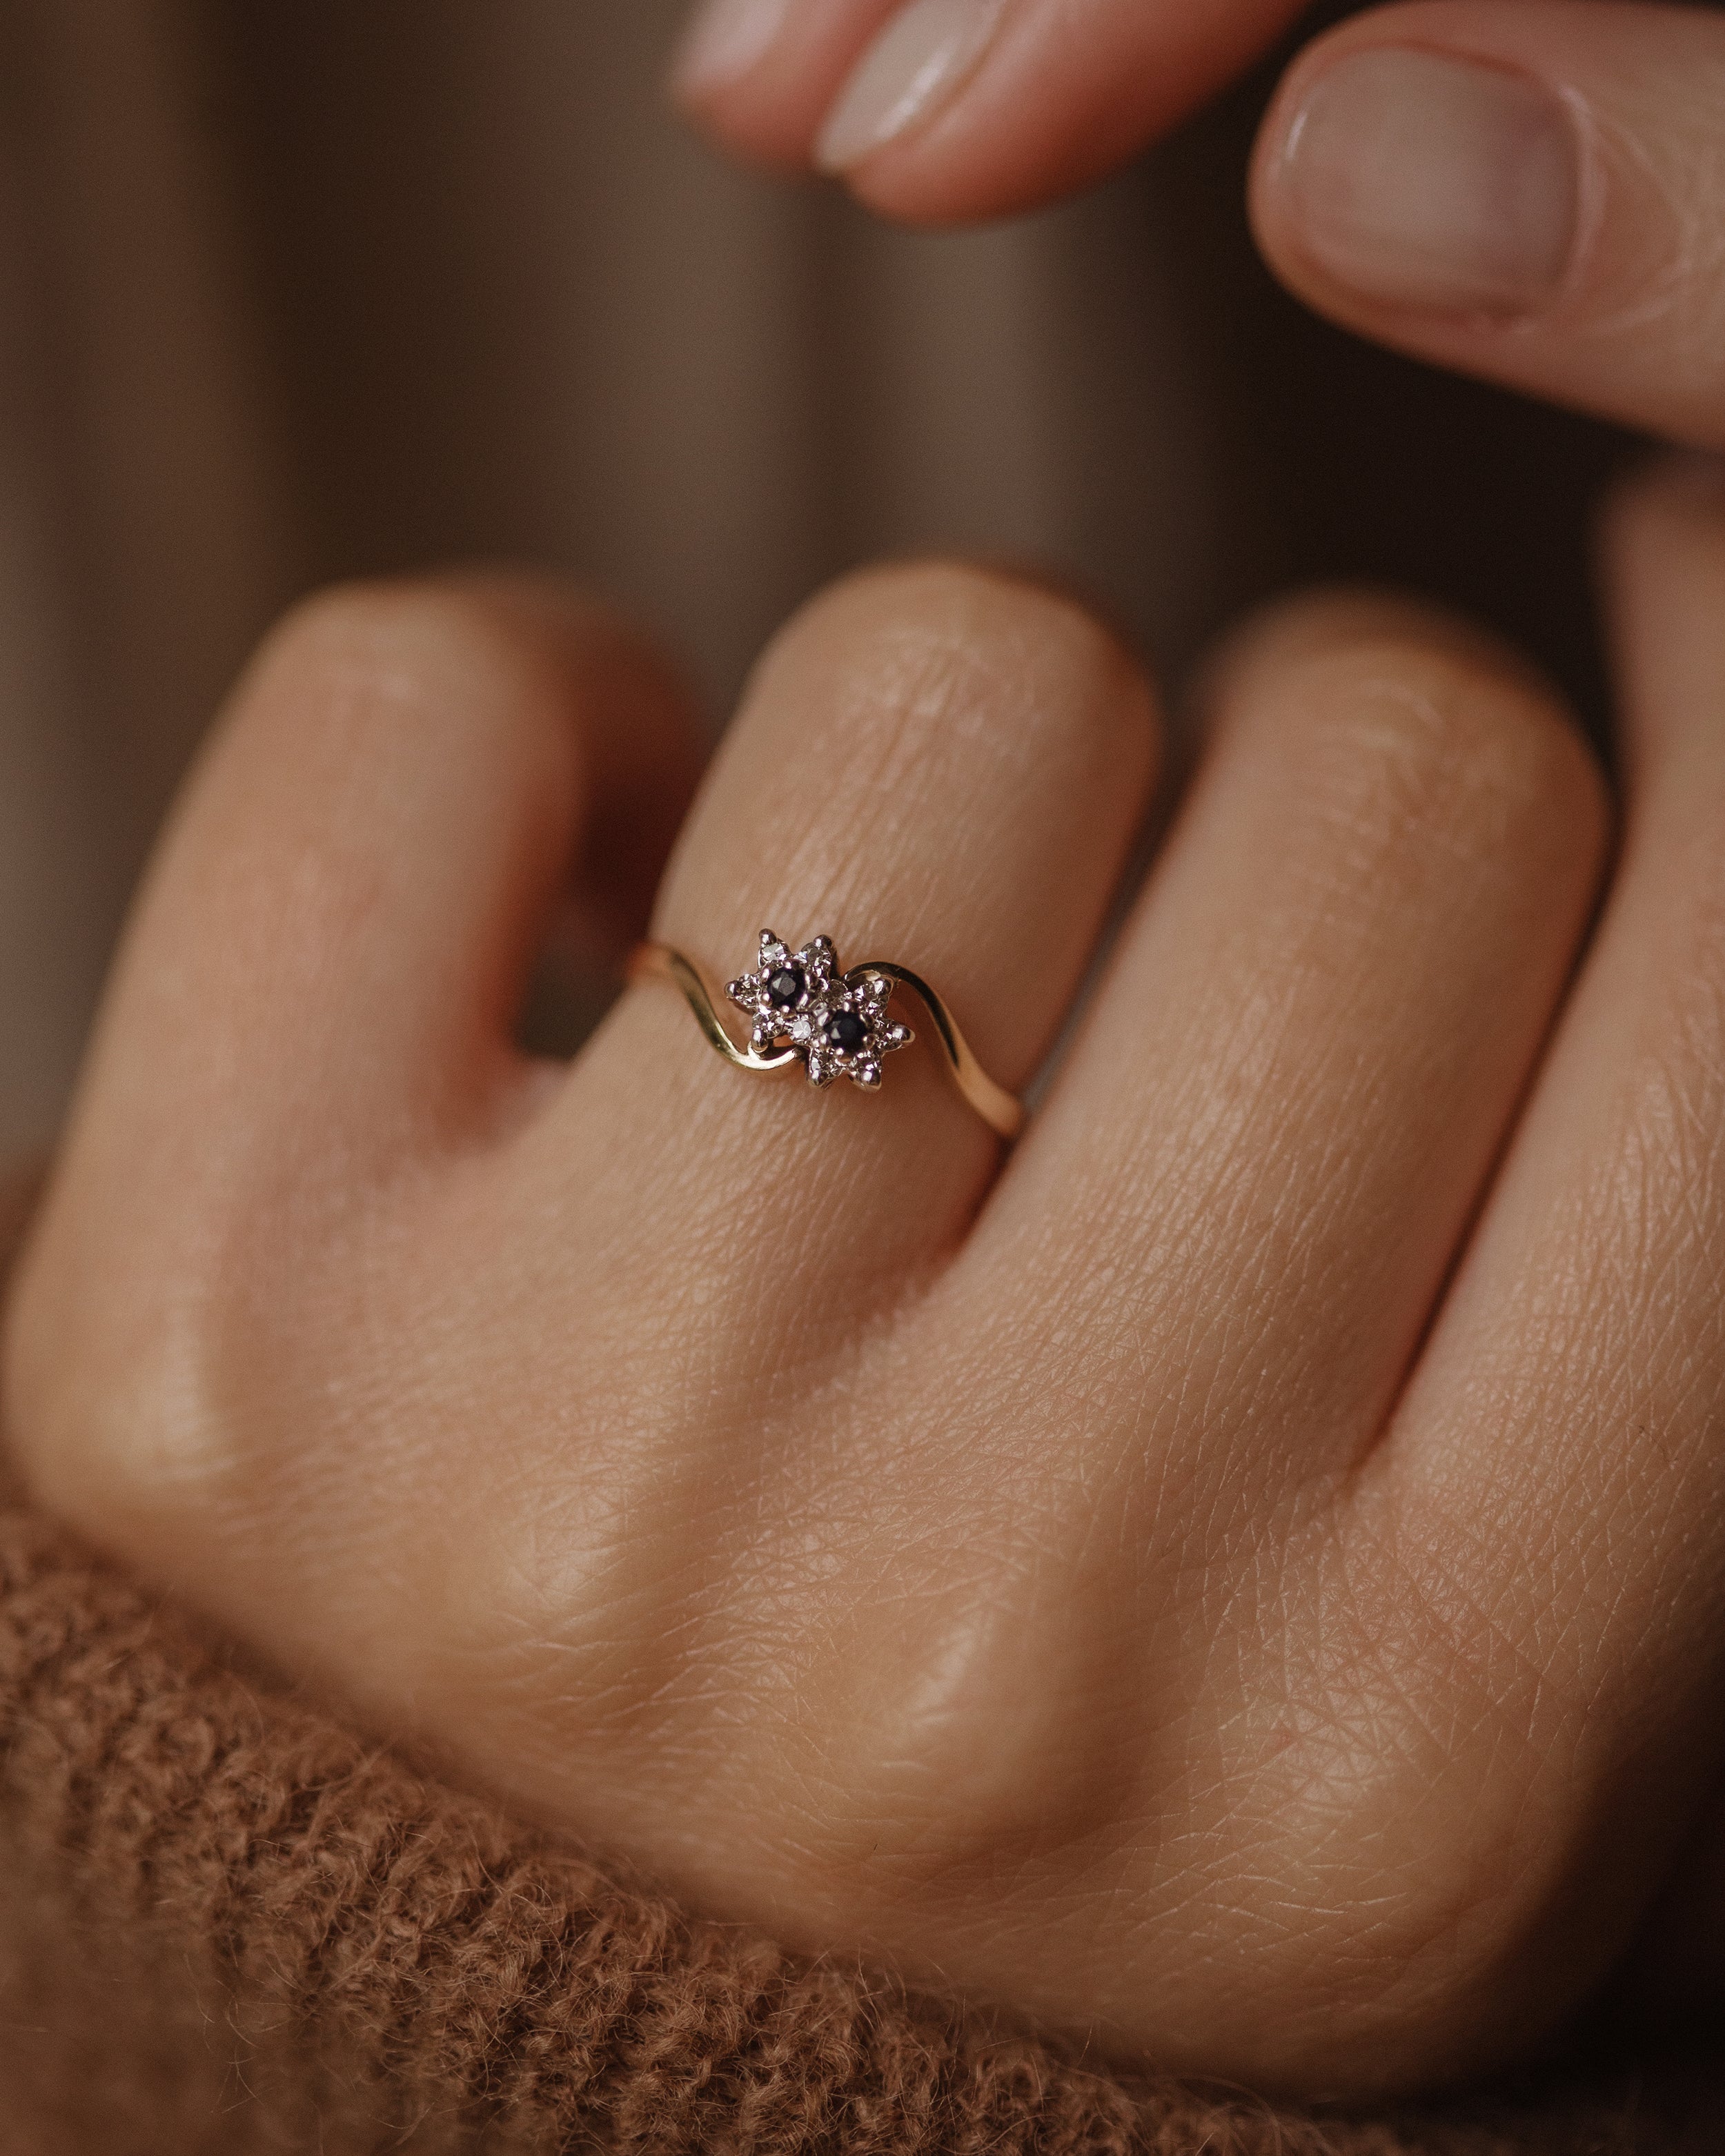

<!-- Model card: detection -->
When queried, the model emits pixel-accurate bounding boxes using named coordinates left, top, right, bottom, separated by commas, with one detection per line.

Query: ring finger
left=524, top=559, right=1159, bottom=1384
left=948, top=591, right=1608, bottom=1532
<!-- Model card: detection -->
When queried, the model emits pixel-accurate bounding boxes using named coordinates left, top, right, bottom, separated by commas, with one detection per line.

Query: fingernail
left=672, top=0, right=796, bottom=98
left=1278, top=48, right=1581, bottom=316
left=816, top=0, right=1007, bottom=172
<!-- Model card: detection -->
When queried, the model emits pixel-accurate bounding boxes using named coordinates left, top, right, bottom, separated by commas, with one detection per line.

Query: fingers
left=1374, top=459, right=1725, bottom=1922
left=31, top=574, right=700, bottom=1258
left=673, top=0, right=1310, bottom=223
left=6, top=573, right=702, bottom=1581
left=8, top=557, right=1159, bottom=1895
left=1252, top=1, right=1725, bottom=450
left=753, top=591, right=1607, bottom=2079
left=950, top=591, right=1606, bottom=1516
left=537, top=561, right=1157, bottom=1359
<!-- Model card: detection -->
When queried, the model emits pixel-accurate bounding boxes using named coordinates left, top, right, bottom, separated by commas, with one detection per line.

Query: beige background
left=0, top=0, right=1630, bottom=1154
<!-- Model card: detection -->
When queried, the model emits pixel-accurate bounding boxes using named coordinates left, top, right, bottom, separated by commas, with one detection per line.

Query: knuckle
left=771, top=558, right=1157, bottom=779
left=1263, top=637, right=1606, bottom=876
left=1225, top=1529, right=1616, bottom=2089
left=3, top=1199, right=239, bottom=1554
left=789, top=1567, right=1132, bottom=1901
left=1267, top=1845, right=1558, bottom=2090
left=255, top=576, right=471, bottom=685
left=245, top=576, right=583, bottom=755
left=1232, top=1697, right=1570, bottom=2086
left=244, top=582, right=479, bottom=755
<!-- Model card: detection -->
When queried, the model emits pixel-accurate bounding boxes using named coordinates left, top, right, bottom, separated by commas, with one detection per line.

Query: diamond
left=726, top=931, right=916, bottom=1094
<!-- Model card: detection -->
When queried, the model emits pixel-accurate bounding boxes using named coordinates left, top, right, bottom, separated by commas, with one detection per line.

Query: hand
left=11, top=472, right=1725, bottom=2095
left=670, top=0, right=1310, bottom=220
left=678, top=0, right=1725, bottom=453
left=1251, top=0, right=1725, bottom=449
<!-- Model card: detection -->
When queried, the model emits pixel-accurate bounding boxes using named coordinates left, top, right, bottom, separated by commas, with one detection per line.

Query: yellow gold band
left=628, top=936, right=1023, bottom=1142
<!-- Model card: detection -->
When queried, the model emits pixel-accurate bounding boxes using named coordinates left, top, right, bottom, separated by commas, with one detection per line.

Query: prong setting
left=726, top=930, right=915, bottom=1094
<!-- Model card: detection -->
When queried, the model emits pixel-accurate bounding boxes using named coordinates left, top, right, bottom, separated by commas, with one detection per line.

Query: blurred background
left=0, top=0, right=1633, bottom=1156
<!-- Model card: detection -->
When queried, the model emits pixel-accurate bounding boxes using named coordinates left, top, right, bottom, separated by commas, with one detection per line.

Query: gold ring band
left=628, top=931, right=1023, bottom=1142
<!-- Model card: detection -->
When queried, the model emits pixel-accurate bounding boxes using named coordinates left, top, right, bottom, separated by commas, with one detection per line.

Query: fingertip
left=1252, top=3, right=1725, bottom=450
left=829, top=0, right=1303, bottom=226
left=1192, top=584, right=1608, bottom=876
left=669, top=0, right=795, bottom=104
left=810, top=0, right=1008, bottom=186
left=669, top=0, right=901, bottom=178
left=746, top=555, right=1161, bottom=795
left=674, top=0, right=1310, bottom=227
left=112, top=573, right=704, bottom=1180
left=1196, top=585, right=1566, bottom=720
left=1245, top=44, right=1305, bottom=281
left=1247, top=19, right=1354, bottom=277
left=230, top=573, right=704, bottom=931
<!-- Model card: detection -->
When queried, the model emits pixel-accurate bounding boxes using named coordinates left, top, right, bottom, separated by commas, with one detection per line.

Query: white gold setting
left=726, top=931, right=914, bottom=1091
left=629, top=936, right=1023, bottom=1139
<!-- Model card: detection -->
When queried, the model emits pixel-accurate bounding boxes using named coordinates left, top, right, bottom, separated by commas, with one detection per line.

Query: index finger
left=672, top=0, right=1311, bottom=224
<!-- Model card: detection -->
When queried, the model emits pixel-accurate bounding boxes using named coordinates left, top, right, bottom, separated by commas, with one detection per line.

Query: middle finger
left=959, top=593, right=1608, bottom=1525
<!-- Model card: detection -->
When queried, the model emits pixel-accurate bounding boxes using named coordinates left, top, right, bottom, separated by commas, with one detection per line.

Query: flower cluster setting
left=727, top=931, right=914, bottom=1091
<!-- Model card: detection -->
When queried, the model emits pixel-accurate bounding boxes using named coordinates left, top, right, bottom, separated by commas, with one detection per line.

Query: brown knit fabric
left=2, top=1168, right=1723, bottom=2155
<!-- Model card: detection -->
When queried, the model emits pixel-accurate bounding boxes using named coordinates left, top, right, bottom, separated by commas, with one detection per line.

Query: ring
left=628, top=931, right=1024, bottom=1141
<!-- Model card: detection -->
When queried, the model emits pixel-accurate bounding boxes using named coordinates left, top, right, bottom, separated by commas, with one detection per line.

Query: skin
left=671, top=0, right=1314, bottom=221
left=672, top=0, right=1725, bottom=2048
left=1251, top=1, right=1725, bottom=448
left=8, top=0, right=1725, bottom=2103
left=680, top=0, right=1725, bottom=446
left=11, top=473, right=1725, bottom=2093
